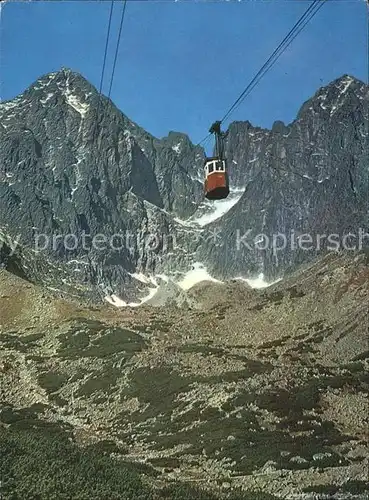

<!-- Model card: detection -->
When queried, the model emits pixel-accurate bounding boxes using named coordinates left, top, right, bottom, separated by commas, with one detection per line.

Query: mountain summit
left=0, top=70, right=368, bottom=302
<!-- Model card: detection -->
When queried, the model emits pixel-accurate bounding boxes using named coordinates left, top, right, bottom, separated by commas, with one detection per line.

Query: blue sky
left=0, top=0, right=367, bottom=150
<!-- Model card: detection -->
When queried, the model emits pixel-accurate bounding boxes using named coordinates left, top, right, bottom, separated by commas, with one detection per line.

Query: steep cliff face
left=0, top=70, right=367, bottom=300
left=0, top=69, right=203, bottom=300
left=197, top=75, right=369, bottom=280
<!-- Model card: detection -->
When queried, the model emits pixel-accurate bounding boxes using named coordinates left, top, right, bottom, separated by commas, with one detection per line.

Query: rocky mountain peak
left=297, top=74, right=367, bottom=119
left=161, top=130, right=198, bottom=156
left=26, top=67, right=96, bottom=97
left=0, top=71, right=367, bottom=303
left=271, top=120, right=288, bottom=134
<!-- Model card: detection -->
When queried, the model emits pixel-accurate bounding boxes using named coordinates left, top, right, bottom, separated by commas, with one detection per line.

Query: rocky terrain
left=0, top=70, right=368, bottom=302
left=0, top=67, right=368, bottom=498
left=1, top=250, right=368, bottom=499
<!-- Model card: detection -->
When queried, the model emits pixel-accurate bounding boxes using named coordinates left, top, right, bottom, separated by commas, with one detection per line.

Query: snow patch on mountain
left=105, top=284, right=159, bottom=307
left=234, top=273, right=282, bottom=289
left=40, top=93, right=54, bottom=105
left=338, top=75, right=354, bottom=96
left=189, top=188, right=244, bottom=227
left=105, top=272, right=172, bottom=307
left=176, top=262, right=222, bottom=290
left=62, top=73, right=89, bottom=117
left=65, top=91, right=89, bottom=117
left=129, top=272, right=154, bottom=285
left=105, top=266, right=282, bottom=308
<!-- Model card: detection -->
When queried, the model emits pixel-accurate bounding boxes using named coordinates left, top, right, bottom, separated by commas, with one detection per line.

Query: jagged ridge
left=0, top=70, right=368, bottom=301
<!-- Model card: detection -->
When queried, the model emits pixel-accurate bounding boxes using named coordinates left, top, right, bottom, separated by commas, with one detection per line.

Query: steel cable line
left=94, top=0, right=115, bottom=139
left=221, top=0, right=326, bottom=124
left=94, top=0, right=128, bottom=140
left=108, top=0, right=128, bottom=98
left=215, top=0, right=326, bottom=184
left=220, top=0, right=323, bottom=124
left=99, top=0, right=115, bottom=96
left=198, top=132, right=212, bottom=147
left=197, top=0, right=325, bottom=147
left=225, top=0, right=335, bottom=183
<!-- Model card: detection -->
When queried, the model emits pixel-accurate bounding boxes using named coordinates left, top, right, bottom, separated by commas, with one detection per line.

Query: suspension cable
left=197, top=0, right=325, bottom=147
left=198, top=132, right=212, bottom=147
left=221, top=0, right=323, bottom=124
left=99, top=0, right=115, bottom=96
left=108, top=0, right=128, bottom=98
left=222, top=0, right=326, bottom=124
left=94, top=0, right=115, bottom=139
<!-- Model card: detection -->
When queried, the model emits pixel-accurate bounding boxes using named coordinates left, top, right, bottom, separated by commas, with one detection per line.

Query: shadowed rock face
left=0, top=251, right=368, bottom=498
left=0, top=69, right=368, bottom=300
left=198, top=75, right=369, bottom=280
left=0, top=69, right=204, bottom=300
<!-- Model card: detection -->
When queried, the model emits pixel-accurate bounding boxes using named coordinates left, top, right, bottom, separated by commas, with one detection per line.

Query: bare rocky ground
left=0, top=251, right=368, bottom=499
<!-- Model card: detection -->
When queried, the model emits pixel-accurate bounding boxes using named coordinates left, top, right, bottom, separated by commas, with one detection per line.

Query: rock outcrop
left=0, top=70, right=367, bottom=300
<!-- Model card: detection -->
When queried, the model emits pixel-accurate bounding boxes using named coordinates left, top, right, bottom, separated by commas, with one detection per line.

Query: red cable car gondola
left=204, top=121, right=229, bottom=200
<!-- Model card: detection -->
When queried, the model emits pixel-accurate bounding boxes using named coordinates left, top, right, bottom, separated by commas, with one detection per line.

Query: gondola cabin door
left=204, top=157, right=229, bottom=200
